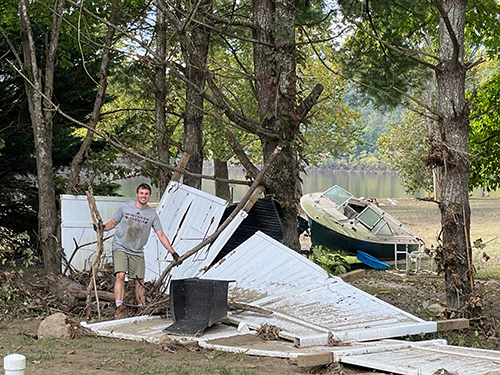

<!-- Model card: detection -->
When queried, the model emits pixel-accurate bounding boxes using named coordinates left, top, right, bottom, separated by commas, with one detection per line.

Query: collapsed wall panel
left=201, top=231, right=437, bottom=346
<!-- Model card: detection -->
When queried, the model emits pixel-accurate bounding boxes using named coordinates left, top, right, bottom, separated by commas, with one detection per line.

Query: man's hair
left=136, top=183, right=152, bottom=193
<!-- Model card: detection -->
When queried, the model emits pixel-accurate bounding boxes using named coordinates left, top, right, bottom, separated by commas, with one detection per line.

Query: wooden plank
left=436, top=318, right=469, bottom=331
left=242, top=186, right=265, bottom=212
left=297, top=352, right=333, bottom=367
left=171, top=152, right=191, bottom=182
left=339, top=269, right=366, bottom=282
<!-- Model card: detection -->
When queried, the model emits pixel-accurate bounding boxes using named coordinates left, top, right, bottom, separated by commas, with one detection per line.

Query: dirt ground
left=0, top=316, right=387, bottom=375
left=1, top=197, right=500, bottom=374
left=3, top=270, right=500, bottom=375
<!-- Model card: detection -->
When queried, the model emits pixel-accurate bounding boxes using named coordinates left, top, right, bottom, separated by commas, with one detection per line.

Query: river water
left=118, top=169, right=428, bottom=201
left=119, top=167, right=498, bottom=201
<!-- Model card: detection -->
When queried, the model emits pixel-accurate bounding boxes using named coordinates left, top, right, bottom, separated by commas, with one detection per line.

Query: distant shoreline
left=202, top=162, right=398, bottom=175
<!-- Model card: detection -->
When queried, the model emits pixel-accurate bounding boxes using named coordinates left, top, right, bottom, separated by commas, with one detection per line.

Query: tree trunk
left=214, top=158, right=231, bottom=202
left=253, top=0, right=301, bottom=251
left=424, top=75, right=443, bottom=201
left=155, top=0, right=171, bottom=194
left=65, top=0, right=123, bottom=194
left=435, top=0, right=472, bottom=310
left=182, top=0, right=213, bottom=189
left=19, top=0, right=63, bottom=274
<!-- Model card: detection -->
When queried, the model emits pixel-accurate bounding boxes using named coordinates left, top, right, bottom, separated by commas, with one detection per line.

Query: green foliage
left=338, top=0, right=435, bottom=109
left=378, top=111, right=433, bottom=194
left=0, top=271, right=33, bottom=321
left=0, top=228, right=35, bottom=268
left=296, top=22, right=365, bottom=166
left=308, top=246, right=350, bottom=275
left=338, top=0, right=500, bottom=109
left=465, top=0, right=500, bottom=59
left=469, top=68, right=500, bottom=191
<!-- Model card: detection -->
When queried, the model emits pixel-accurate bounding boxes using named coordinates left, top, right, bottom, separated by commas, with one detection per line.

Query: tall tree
left=338, top=0, right=500, bottom=311
left=154, top=0, right=171, bottom=194
left=17, top=0, right=64, bottom=274
left=161, top=0, right=213, bottom=189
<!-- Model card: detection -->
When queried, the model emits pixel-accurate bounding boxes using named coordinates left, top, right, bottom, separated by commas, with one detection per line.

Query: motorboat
left=300, top=185, right=422, bottom=261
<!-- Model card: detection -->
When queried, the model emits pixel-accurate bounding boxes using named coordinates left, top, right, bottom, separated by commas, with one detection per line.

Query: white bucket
left=3, top=354, right=26, bottom=375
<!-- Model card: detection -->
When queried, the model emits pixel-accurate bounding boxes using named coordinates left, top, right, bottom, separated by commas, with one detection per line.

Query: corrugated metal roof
left=201, top=231, right=436, bottom=346
left=212, top=198, right=284, bottom=264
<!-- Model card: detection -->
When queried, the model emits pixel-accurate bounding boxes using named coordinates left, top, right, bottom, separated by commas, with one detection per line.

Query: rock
left=427, top=303, right=442, bottom=314
left=37, top=313, right=72, bottom=339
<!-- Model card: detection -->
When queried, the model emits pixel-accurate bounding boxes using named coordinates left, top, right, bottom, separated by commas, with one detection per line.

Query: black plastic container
left=163, top=278, right=230, bottom=336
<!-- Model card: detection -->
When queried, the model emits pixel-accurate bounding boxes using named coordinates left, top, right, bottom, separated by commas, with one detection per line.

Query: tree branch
left=353, top=21, right=440, bottom=70
left=432, top=0, right=460, bottom=64
left=225, top=130, right=260, bottom=178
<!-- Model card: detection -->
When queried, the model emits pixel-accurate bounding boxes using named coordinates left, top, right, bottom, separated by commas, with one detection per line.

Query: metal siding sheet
left=340, top=344, right=500, bottom=374
left=202, top=231, right=437, bottom=346
left=191, top=211, right=248, bottom=278
left=60, top=195, right=130, bottom=273
left=144, top=181, right=228, bottom=282
left=203, top=231, right=330, bottom=302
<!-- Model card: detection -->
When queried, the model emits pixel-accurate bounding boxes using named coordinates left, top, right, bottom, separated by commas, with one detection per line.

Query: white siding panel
left=202, top=231, right=330, bottom=301
left=341, top=343, right=500, bottom=375
left=144, top=181, right=228, bottom=282
left=202, top=231, right=436, bottom=346
left=60, top=194, right=131, bottom=273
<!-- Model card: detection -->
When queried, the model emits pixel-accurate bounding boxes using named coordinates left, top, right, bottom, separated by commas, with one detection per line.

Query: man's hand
left=171, top=251, right=180, bottom=263
left=93, top=223, right=104, bottom=232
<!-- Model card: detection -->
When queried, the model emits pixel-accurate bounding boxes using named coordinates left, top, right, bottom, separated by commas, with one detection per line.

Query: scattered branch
left=225, top=130, right=260, bottom=179
left=85, top=186, right=105, bottom=321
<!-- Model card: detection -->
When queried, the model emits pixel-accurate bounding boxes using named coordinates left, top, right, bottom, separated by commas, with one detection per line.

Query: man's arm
left=103, top=219, right=118, bottom=231
left=156, top=230, right=180, bottom=261
left=94, top=219, right=118, bottom=232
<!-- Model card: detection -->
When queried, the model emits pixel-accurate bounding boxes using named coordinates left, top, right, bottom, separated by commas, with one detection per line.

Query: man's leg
left=114, top=271, right=126, bottom=303
left=128, top=254, right=146, bottom=307
left=113, top=271, right=127, bottom=319
left=113, top=250, right=128, bottom=319
left=134, top=278, right=145, bottom=306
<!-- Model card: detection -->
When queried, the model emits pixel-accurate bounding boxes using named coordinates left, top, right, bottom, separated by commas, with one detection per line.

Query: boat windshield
left=357, top=206, right=392, bottom=235
left=322, top=185, right=353, bottom=208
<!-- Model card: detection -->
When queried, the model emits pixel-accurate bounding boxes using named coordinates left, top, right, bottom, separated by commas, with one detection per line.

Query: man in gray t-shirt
left=102, top=183, right=180, bottom=319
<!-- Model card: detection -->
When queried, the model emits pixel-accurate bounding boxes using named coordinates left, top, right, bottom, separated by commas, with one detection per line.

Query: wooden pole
left=85, top=186, right=105, bottom=320
left=171, top=152, right=191, bottom=182
left=463, top=206, right=474, bottom=292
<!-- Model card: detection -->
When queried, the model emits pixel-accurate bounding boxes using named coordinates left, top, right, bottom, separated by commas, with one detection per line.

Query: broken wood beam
left=436, top=318, right=469, bottom=331
left=296, top=352, right=334, bottom=367
left=339, top=269, right=366, bottom=282
left=68, top=287, right=115, bottom=302
left=171, top=152, right=191, bottom=182
left=148, top=145, right=282, bottom=296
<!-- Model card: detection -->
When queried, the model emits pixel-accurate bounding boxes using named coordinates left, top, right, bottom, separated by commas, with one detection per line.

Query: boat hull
left=308, top=218, right=420, bottom=261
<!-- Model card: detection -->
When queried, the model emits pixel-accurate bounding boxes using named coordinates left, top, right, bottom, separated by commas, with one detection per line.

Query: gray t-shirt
left=112, top=201, right=163, bottom=256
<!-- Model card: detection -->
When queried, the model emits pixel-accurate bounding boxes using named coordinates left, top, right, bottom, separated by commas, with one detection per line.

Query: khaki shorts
left=113, top=250, right=145, bottom=280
